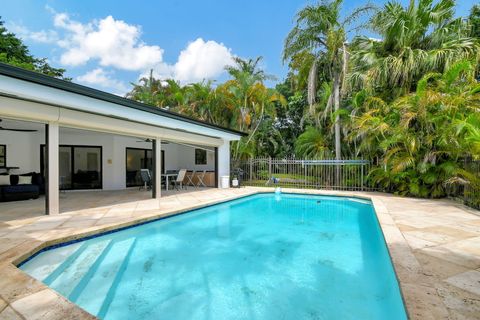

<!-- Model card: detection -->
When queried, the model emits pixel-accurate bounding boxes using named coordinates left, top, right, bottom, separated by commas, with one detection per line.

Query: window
left=0, top=145, right=5, bottom=168
left=195, top=148, right=207, bottom=165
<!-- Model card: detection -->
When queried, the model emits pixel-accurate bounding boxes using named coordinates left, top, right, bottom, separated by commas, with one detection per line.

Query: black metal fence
left=464, top=161, right=480, bottom=209
left=233, top=157, right=373, bottom=191
left=233, top=157, right=480, bottom=210
left=447, top=159, right=480, bottom=210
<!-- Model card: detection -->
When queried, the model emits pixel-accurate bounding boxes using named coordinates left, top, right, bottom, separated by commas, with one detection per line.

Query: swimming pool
left=19, top=193, right=407, bottom=319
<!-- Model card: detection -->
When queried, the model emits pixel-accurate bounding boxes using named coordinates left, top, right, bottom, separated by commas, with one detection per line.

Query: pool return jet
left=273, top=179, right=282, bottom=201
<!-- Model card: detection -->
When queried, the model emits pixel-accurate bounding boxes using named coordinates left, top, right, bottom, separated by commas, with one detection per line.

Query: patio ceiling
left=0, top=97, right=224, bottom=146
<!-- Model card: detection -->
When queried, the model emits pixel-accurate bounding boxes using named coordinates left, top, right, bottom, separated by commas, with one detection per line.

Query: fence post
left=249, top=157, right=253, bottom=182
left=304, top=160, right=307, bottom=188
left=361, top=161, right=364, bottom=191
left=268, top=157, right=272, bottom=178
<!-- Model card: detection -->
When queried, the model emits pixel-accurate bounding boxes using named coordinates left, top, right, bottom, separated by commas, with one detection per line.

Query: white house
left=0, top=63, right=245, bottom=215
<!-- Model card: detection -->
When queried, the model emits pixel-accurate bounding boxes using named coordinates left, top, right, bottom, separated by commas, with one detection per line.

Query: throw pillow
left=18, top=176, right=32, bottom=185
left=0, top=175, right=10, bottom=185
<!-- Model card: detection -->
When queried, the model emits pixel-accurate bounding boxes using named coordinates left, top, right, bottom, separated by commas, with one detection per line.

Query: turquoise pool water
left=20, top=193, right=407, bottom=320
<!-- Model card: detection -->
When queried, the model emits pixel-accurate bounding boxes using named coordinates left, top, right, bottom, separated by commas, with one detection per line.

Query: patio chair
left=185, top=170, right=196, bottom=187
left=161, top=175, right=167, bottom=189
left=171, top=169, right=187, bottom=190
left=196, top=170, right=207, bottom=187
left=139, top=169, right=151, bottom=190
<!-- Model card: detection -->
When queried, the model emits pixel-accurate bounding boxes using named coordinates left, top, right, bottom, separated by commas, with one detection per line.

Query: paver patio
left=0, top=187, right=479, bottom=319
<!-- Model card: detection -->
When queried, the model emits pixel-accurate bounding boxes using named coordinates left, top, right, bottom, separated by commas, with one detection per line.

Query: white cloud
left=10, top=7, right=238, bottom=93
left=77, top=68, right=129, bottom=95
left=53, top=13, right=163, bottom=71
left=6, top=22, right=58, bottom=44
left=143, top=38, right=234, bottom=84
left=173, top=38, right=234, bottom=83
left=140, top=62, right=174, bottom=81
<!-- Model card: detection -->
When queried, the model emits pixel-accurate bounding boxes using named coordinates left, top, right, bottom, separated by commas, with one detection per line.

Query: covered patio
left=0, top=63, right=245, bottom=216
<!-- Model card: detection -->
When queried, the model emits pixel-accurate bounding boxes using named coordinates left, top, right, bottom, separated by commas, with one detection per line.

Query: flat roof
left=0, top=63, right=247, bottom=137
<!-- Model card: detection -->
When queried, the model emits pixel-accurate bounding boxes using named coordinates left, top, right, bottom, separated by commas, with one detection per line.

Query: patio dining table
left=161, top=173, right=177, bottom=190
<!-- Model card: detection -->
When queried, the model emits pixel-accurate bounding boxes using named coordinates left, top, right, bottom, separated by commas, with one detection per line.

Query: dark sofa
left=0, top=172, right=44, bottom=202
left=73, top=170, right=100, bottom=189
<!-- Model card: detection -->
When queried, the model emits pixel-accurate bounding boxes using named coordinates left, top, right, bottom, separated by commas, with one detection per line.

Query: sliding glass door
left=126, top=148, right=165, bottom=187
left=59, top=146, right=72, bottom=189
left=126, top=148, right=152, bottom=187
left=41, top=145, right=102, bottom=190
left=73, top=147, right=102, bottom=189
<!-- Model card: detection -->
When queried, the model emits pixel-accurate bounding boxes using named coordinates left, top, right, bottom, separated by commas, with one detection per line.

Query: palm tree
left=225, top=56, right=275, bottom=82
left=350, top=0, right=480, bottom=97
left=460, top=114, right=480, bottom=157
left=223, top=57, right=286, bottom=162
left=124, top=57, right=289, bottom=161
left=126, top=69, right=166, bottom=107
left=172, top=81, right=215, bottom=122
left=228, top=80, right=286, bottom=161
left=469, top=4, right=480, bottom=38
left=350, top=60, right=480, bottom=197
left=223, top=57, right=282, bottom=132
left=283, top=0, right=376, bottom=161
left=295, top=126, right=330, bottom=158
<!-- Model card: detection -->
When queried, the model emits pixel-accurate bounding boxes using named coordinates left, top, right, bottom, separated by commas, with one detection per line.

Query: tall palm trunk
left=307, top=59, right=318, bottom=109
left=333, top=72, right=341, bottom=160
left=333, top=71, right=341, bottom=186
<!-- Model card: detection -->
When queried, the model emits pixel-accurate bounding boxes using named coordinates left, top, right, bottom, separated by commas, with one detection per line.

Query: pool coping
left=0, top=188, right=460, bottom=319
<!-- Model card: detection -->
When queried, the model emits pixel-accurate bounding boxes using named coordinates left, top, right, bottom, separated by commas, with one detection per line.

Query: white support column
left=47, top=122, right=59, bottom=215
left=154, top=138, right=162, bottom=198
left=217, top=140, right=231, bottom=189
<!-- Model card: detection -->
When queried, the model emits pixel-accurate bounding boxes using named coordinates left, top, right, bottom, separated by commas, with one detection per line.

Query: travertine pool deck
left=0, top=188, right=479, bottom=319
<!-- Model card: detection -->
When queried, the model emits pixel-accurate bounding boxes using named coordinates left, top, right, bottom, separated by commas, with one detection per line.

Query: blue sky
left=2, top=0, right=476, bottom=94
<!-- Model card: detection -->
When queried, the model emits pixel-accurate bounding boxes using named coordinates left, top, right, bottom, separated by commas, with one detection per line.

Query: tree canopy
left=0, top=18, right=68, bottom=79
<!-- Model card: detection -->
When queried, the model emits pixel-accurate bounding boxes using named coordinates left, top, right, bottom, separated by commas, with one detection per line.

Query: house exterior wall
left=0, top=129, right=215, bottom=190
left=175, top=145, right=216, bottom=172
left=0, top=130, right=40, bottom=173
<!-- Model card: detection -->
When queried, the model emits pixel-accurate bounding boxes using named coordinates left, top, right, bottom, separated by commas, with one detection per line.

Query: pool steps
left=97, top=238, right=137, bottom=318
left=76, top=238, right=136, bottom=317
left=48, top=240, right=111, bottom=297
left=24, top=243, right=82, bottom=282
left=40, top=238, right=137, bottom=318
left=68, top=239, right=118, bottom=302
left=43, top=242, right=91, bottom=286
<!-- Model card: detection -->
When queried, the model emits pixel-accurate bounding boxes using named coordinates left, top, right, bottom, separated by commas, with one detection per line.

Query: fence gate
left=234, top=157, right=371, bottom=191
